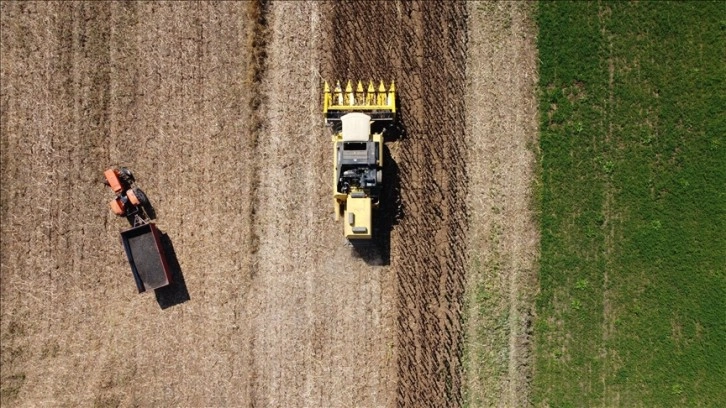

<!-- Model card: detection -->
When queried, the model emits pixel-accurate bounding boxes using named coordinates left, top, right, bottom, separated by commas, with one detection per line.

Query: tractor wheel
left=109, top=199, right=125, bottom=216
left=127, top=188, right=148, bottom=206
left=104, top=169, right=124, bottom=194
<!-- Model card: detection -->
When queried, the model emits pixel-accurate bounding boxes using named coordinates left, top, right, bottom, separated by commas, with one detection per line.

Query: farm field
left=534, top=2, right=725, bottom=406
left=462, top=2, right=539, bottom=407
left=4, top=1, right=722, bottom=407
left=1, top=1, right=540, bottom=407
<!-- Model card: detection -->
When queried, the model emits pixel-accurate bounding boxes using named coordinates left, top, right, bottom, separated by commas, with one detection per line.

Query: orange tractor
left=104, top=168, right=171, bottom=292
left=104, top=167, right=149, bottom=224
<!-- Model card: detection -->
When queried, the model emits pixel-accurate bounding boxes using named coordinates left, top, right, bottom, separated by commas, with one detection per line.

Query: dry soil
left=1, top=2, right=538, bottom=407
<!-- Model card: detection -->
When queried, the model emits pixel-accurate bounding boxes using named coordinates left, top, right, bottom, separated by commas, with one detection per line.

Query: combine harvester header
left=323, top=80, right=396, bottom=241
left=323, top=80, right=396, bottom=122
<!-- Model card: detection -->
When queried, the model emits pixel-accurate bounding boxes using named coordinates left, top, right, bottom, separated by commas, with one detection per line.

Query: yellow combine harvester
left=323, top=80, right=396, bottom=240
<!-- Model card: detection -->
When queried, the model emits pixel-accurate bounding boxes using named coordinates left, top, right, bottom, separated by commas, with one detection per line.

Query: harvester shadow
left=350, top=136, right=404, bottom=265
left=154, top=233, right=190, bottom=309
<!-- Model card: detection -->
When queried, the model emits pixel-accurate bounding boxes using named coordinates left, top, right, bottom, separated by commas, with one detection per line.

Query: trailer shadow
left=154, top=233, right=190, bottom=309
left=350, top=117, right=405, bottom=265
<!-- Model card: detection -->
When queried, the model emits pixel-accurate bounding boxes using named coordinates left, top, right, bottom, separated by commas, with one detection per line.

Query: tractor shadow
left=350, top=115, right=405, bottom=265
left=154, top=233, right=190, bottom=309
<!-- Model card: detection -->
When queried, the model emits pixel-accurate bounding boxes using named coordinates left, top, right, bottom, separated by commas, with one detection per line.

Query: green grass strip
left=534, top=1, right=725, bottom=406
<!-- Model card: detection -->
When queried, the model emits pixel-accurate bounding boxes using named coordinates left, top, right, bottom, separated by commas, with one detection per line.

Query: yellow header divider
left=323, top=80, right=396, bottom=114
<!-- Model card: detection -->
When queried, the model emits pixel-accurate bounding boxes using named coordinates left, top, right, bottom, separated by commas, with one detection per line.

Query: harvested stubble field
left=1, top=1, right=538, bottom=407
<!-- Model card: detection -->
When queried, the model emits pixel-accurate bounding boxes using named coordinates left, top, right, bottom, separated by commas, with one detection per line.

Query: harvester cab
left=323, top=80, right=396, bottom=240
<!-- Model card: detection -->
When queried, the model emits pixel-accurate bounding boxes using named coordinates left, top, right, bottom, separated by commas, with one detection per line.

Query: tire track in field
left=598, top=4, right=620, bottom=405
left=243, top=1, right=268, bottom=402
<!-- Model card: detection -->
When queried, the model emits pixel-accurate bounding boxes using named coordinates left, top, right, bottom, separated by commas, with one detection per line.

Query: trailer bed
left=120, top=223, right=171, bottom=292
